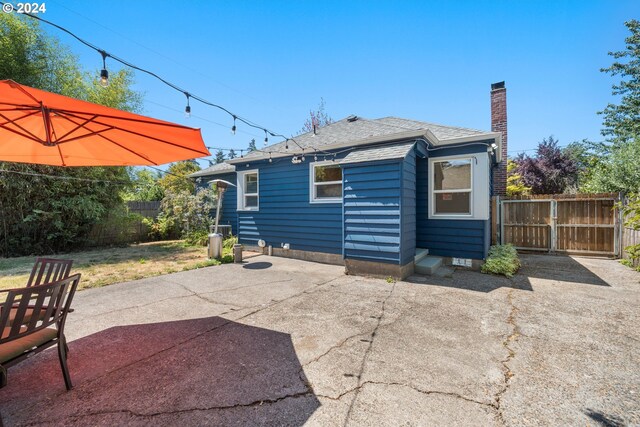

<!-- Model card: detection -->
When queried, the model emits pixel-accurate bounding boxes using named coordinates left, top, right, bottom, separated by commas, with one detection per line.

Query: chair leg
left=0, top=365, right=6, bottom=388
left=57, top=337, right=73, bottom=390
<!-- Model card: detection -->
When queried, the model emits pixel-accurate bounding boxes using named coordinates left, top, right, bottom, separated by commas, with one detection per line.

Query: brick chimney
left=491, top=81, right=507, bottom=196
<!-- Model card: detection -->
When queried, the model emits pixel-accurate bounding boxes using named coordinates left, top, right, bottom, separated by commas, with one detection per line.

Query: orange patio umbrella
left=0, top=79, right=210, bottom=166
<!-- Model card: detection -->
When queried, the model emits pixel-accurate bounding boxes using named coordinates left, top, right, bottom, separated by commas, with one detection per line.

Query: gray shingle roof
left=373, top=117, right=490, bottom=141
left=231, top=115, right=496, bottom=163
left=188, top=162, right=235, bottom=178
left=339, top=142, right=415, bottom=165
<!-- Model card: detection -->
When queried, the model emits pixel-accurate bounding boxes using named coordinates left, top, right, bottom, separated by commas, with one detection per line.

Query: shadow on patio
left=516, top=254, right=611, bottom=287
left=0, top=317, right=319, bottom=426
left=405, top=254, right=611, bottom=293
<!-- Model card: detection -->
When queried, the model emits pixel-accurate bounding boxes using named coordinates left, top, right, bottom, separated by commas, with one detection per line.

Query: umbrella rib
left=92, top=132, right=159, bottom=165
left=60, top=109, right=195, bottom=130
left=0, top=112, right=45, bottom=143
left=57, top=111, right=209, bottom=156
left=0, top=109, right=40, bottom=126
left=54, top=114, right=101, bottom=142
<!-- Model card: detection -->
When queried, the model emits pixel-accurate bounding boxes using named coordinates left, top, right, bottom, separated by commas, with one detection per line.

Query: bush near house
left=481, top=244, right=521, bottom=278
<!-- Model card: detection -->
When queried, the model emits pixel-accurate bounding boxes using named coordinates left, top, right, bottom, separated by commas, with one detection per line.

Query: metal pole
left=214, top=187, right=225, bottom=235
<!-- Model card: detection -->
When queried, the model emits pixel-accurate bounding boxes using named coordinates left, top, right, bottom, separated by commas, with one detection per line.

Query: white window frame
left=309, top=161, right=342, bottom=204
left=429, top=155, right=474, bottom=219
left=237, top=169, right=259, bottom=211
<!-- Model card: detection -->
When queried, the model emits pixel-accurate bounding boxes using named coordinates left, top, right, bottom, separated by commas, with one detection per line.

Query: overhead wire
left=4, top=4, right=307, bottom=151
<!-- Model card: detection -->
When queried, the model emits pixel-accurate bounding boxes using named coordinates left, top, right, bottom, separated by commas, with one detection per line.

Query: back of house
left=190, top=82, right=508, bottom=279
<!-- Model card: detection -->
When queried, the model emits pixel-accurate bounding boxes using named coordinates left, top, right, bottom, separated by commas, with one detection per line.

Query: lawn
left=0, top=240, right=232, bottom=292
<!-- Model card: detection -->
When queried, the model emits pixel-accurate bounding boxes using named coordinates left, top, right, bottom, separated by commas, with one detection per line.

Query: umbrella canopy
left=0, top=79, right=210, bottom=166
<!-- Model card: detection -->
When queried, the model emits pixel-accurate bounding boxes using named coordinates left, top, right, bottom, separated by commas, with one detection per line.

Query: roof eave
left=437, top=132, right=503, bottom=162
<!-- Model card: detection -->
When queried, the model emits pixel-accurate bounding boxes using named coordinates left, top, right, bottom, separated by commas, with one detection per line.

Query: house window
left=237, top=170, right=259, bottom=211
left=310, top=162, right=342, bottom=203
left=432, top=158, right=472, bottom=215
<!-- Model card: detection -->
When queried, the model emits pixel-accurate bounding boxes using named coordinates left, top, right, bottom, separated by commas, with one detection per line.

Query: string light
left=301, top=149, right=305, bottom=162
left=269, top=152, right=272, bottom=163
left=314, top=149, right=318, bottom=162
left=264, top=129, right=268, bottom=145
left=8, top=8, right=312, bottom=152
left=184, top=93, right=191, bottom=118
left=240, top=149, right=244, bottom=159
left=99, top=50, right=109, bottom=87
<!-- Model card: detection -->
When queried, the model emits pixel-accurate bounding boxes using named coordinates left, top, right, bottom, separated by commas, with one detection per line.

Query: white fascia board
left=436, top=132, right=503, bottom=162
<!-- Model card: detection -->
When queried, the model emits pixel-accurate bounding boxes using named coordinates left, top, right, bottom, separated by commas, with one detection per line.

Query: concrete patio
left=0, top=254, right=638, bottom=426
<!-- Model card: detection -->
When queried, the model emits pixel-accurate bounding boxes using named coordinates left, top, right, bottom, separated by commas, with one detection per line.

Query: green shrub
left=481, top=244, right=521, bottom=278
left=184, top=229, right=209, bottom=247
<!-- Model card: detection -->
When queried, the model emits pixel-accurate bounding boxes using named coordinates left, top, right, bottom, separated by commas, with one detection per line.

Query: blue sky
left=32, top=0, right=638, bottom=166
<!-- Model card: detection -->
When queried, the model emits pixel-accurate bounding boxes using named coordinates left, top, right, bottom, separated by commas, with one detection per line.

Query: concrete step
left=415, top=255, right=443, bottom=275
left=414, top=248, right=430, bottom=264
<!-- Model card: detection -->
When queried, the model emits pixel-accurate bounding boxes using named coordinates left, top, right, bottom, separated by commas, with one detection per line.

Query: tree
left=300, top=97, right=333, bottom=134
left=228, top=149, right=237, bottom=159
left=247, top=139, right=257, bottom=152
left=0, top=14, right=142, bottom=256
left=580, top=138, right=640, bottom=193
left=577, top=21, right=640, bottom=194
left=214, top=149, right=226, bottom=164
left=506, top=159, right=531, bottom=196
left=599, top=20, right=640, bottom=144
left=123, top=169, right=164, bottom=201
left=158, top=160, right=201, bottom=194
left=514, top=136, right=578, bottom=194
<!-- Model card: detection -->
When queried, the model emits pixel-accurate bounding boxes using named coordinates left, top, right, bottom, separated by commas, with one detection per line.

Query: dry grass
left=0, top=241, right=225, bottom=292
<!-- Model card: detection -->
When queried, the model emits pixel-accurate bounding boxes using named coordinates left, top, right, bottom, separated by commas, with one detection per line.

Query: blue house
left=191, top=82, right=508, bottom=278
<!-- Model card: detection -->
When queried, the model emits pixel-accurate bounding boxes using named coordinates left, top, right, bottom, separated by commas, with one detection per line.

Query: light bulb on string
left=264, top=129, right=269, bottom=146
left=314, top=150, right=318, bottom=162
left=301, top=149, right=305, bottom=162
left=99, top=50, right=109, bottom=88
left=269, top=152, right=273, bottom=163
left=231, top=116, right=237, bottom=135
left=240, top=149, right=243, bottom=159
left=184, top=93, right=191, bottom=118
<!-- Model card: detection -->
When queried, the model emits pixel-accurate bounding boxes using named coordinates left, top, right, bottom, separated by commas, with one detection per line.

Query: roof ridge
left=375, top=116, right=489, bottom=134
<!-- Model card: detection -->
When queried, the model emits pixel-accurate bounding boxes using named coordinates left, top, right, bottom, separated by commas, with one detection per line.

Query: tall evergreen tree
left=228, top=149, right=237, bottom=159
left=248, top=139, right=257, bottom=152
left=214, top=149, right=226, bottom=164
left=599, top=19, right=640, bottom=144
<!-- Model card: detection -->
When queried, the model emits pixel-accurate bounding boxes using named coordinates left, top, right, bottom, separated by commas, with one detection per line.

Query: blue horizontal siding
left=236, top=158, right=343, bottom=255
left=417, top=220, right=487, bottom=259
left=401, top=149, right=417, bottom=265
left=343, top=161, right=402, bottom=264
left=415, top=143, right=491, bottom=260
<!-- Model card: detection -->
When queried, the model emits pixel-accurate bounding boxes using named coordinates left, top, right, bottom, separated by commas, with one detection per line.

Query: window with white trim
left=310, top=162, right=342, bottom=203
left=237, top=170, right=259, bottom=211
left=432, top=158, right=472, bottom=215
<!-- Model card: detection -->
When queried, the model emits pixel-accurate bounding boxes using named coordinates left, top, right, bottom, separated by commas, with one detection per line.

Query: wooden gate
left=498, top=194, right=621, bottom=256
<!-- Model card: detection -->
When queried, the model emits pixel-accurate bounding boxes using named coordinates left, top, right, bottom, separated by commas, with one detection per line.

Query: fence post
left=550, top=200, right=557, bottom=253
left=499, top=197, right=505, bottom=246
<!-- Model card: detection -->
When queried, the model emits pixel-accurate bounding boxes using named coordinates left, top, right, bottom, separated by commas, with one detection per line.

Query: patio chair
left=9, top=257, right=75, bottom=326
left=26, top=257, right=73, bottom=287
left=0, top=274, right=81, bottom=390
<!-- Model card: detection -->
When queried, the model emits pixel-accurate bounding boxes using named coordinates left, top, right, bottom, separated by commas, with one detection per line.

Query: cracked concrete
left=1, top=254, right=639, bottom=426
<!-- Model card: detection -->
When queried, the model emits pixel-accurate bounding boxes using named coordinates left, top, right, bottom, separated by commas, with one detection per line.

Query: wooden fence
left=492, top=193, right=622, bottom=257
left=86, top=201, right=161, bottom=247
